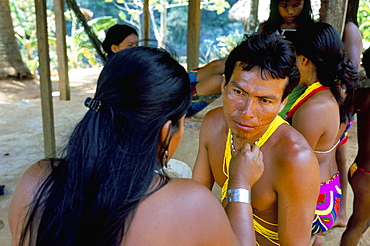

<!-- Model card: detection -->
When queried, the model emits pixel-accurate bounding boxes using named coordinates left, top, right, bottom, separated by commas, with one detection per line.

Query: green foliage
left=9, top=0, right=56, bottom=75
left=216, top=31, right=244, bottom=57
left=9, top=0, right=117, bottom=74
left=197, top=30, right=243, bottom=65
left=359, top=0, right=370, bottom=49
left=109, top=0, right=232, bottom=50
left=66, top=12, right=117, bottom=67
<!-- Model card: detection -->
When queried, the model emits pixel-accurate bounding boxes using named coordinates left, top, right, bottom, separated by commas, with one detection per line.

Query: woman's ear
left=299, top=55, right=310, bottom=66
left=160, top=120, right=172, bottom=144
left=111, top=44, right=119, bottom=54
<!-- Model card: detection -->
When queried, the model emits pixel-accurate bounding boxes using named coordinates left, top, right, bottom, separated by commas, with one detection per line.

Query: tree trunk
left=249, top=0, right=259, bottom=33
left=0, top=0, right=32, bottom=79
left=323, top=0, right=348, bottom=37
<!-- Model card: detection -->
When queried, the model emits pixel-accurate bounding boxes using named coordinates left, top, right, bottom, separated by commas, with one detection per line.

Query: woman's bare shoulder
left=10, top=159, right=55, bottom=208
left=8, top=159, right=56, bottom=243
left=19, top=159, right=57, bottom=188
left=147, top=178, right=221, bottom=210
left=126, top=178, right=236, bottom=245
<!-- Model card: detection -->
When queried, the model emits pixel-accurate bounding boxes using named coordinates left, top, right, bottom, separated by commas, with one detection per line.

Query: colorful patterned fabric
left=278, top=85, right=306, bottom=118
left=188, top=69, right=199, bottom=83
left=285, top=82, right=330, bottom=122
left=312, top=172, right=342, bottom=234
left=337, top=115, right=356, bottom=148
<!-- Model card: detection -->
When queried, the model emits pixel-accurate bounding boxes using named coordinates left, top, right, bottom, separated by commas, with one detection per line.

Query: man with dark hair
left=193, top=32, right=320, bottom=245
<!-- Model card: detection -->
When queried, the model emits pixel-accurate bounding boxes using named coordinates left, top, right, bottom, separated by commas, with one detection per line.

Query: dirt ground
left=0, top=68, right=369, bottom=245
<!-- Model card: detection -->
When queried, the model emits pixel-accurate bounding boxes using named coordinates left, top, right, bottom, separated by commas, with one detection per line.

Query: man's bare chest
left=208, top=142, right=278, bottom=213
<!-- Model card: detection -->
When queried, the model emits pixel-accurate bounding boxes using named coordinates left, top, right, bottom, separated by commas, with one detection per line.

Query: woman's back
left=9, top=160, right=241, bottom=246
left=288, top=22, right=357, bottom=181
left=291, top=87, right=342, bottom=181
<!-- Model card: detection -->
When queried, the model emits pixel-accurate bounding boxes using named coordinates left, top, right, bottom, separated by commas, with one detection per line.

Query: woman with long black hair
left=9, top=46, right=263, bottom=246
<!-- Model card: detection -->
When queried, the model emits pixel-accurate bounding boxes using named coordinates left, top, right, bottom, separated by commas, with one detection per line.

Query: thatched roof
left=228, top=0, right=251, bottom=22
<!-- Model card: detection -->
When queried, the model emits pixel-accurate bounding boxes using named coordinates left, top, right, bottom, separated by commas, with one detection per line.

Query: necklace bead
left=230, top=132, right=260, bottom=152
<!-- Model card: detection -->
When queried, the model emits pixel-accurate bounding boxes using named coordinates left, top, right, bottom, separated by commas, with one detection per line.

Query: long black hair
left=19, top=46, right=191, bottom=246
left=294, top=22, right=358, bottom=123
left=262, top=0, right=314, bottom=33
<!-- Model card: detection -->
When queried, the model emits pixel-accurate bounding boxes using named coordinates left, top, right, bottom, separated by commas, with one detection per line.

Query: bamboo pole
left=35, top=0, right=56, bottom=158
left=54, top=0, right=70, bottom=100
left=187, top=0, right=201, bottom=71
left=143, top=0, right=150, bottom=46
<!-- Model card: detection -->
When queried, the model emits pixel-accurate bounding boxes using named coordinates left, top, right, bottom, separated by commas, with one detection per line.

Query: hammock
left=65, top=0, right=107, bottom=64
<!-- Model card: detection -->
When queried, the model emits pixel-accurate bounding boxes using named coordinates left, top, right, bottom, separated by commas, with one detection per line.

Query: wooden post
left=54, top=0, right=70, bottom=100
left=160, top=0, right=167, bottom=47
left=143, top=0, right=150, bottom=46
left=187, top=0, right=201, bottom=71
left=35, top=0, right=56, bottom=158
left=325, top=0, right=348, bottom=37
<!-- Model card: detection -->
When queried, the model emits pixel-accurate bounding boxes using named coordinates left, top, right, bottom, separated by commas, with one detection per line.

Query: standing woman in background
left=258, top=0, right=314, bottom=33
left=339, top=0, right=370, bottom=243
left=340, top=47, right=370, bottom=246
left=258, top=0, right=315, bottom=118
left=320, top=0, right=363, bottom=227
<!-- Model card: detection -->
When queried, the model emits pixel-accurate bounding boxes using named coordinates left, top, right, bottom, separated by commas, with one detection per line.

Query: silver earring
left=164, top=150, right=169, bottom=168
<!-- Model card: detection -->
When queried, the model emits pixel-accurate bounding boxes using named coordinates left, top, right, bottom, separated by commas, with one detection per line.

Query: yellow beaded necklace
left=221, top=115, right=288, bottom=202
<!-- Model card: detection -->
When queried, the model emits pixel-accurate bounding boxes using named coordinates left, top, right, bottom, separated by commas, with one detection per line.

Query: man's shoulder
left=269, top=123, right=315, bottom=163
left=203, top=106, right=224, bottom=122
left=201, top=107, right=227, bottom=133
left=267, top=124, right=319, bottom=183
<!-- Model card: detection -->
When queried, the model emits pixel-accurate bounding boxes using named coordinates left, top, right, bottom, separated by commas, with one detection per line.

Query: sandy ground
left=0, top=68, right=369, bottom=245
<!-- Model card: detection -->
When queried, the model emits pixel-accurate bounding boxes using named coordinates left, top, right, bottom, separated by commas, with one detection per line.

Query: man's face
left=222, top=64, right=287, bottom=143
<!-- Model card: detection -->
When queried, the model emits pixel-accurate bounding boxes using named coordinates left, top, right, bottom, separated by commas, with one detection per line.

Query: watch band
left=227, top=188, right=251, bottom=204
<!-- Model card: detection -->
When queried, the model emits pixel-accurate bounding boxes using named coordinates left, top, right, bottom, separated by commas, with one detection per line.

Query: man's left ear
left=221, top=79, right=227, bottom=93
left=278, top=96, right=288, bottom=114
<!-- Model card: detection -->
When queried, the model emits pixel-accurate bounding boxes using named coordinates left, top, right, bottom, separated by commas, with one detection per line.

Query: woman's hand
left=228, top=143, right=264, bottom=190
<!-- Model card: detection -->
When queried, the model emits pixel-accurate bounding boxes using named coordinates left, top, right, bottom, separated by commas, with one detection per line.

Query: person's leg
left=340, top=88, right=370, bottom=245
left=195, top=59, right=226, bottom=96
left=340, top=169, right=370, bottom=246
left=195, top=59, right=226, bottom=82
left=354, top=88, right=370, bottom=172
left=335, top=143, right=348, bottom=227
left=195, top=74, right=224, bottom=96
left=312, top=237, right=322, bottom=246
